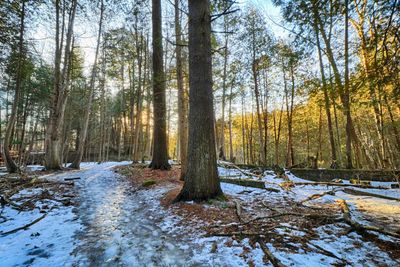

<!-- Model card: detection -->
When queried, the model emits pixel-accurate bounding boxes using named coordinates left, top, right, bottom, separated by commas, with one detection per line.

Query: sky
left=31, top=0, right=286, bottom=72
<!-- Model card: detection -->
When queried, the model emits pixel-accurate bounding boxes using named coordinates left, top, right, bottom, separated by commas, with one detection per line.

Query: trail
left=53, top=162, right=195, bottom=266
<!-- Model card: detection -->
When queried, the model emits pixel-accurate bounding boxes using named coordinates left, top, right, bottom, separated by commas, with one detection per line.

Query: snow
left=1, top=163, right=399, bottom=266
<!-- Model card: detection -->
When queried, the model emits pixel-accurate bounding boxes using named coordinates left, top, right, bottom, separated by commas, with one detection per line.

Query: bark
left=70, top=0, right=104, bottom=169
left=2, top=0, right=25, bottom=173
left=149, top=0, right=170, bottom=170
left=176, top=0, right=223, bottom=201
left=175, top=0, right=188, bottom=179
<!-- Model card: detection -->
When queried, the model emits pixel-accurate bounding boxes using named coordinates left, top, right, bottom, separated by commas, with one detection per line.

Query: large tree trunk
left=175, top=0, right=188, bottom=180
left=45, top=0, right=77, bottom=170
left=149, top=0, right=170, bottom=170
left=70, top=0, right=104, bottom=169
left=2, top=0, right=25, bottom=173
left=176, top=0, right=223, bottom=201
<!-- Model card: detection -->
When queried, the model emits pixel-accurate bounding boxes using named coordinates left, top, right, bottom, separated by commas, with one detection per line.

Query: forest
left=0, top=0, right=399, bottom=266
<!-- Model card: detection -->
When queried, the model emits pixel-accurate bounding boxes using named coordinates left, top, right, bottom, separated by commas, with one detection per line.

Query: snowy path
left=47, top=162, right=195, bottom=266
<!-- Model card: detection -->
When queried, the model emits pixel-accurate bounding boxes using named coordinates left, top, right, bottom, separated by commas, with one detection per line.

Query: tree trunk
left=175, top=0, right=188, bottom=179
left=314, top=19, right=337, bottom=167
left=252, top=60, right=265, bottom=165
left=2, top=0, right=25, bottom=173
left=45, top=0, right=77, bottom=170
left=344, top=0, right=353, bottom=169
left=228, top=84, right=234, bottom=162
left=149, top=0, right=170, bottom=170
left=219, top=31, right=229, bottom=161
left=313, top=0, right=354, bottom=168
left=176, top=0, right=223, bottom=201
left=70, top=0, right=104, bottom=169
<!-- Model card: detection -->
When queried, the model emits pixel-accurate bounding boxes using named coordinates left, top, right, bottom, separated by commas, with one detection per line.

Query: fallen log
left=342, top=188, right=400, bottom=202
left=337, top=199, right=400, bottom=239
left=220, top=178, right=282, bottom=193
left=220, top=178, right=265, bottom=189
left=257, top=239, right=286, bottom=267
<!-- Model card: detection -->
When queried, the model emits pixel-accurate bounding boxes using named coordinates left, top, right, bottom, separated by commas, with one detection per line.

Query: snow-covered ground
left=1, top=162, right=399, bottom=266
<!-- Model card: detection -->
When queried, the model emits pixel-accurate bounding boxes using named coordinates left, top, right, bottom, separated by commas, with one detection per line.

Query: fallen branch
left=299, top=189, right=343, bottom=204
left=218, top=161, right=262, bottom=178
left=205, top=232, right=268, bottom=237
left=342, top=188, right=400, bottom=202
left=257, top=239, right=286, bottom=267
left=308, top=243, right=347, bottom=263
left=293, top=181, right=389, bottom=190
left=242, top=212, right=338, bottom=226
left=337, top=199, right=400, bottom=239
left=0, top=212, right=48, bottom=236
left=0, top=195, right=25, bottom=211
left=64, top=177, right=81, bottom=181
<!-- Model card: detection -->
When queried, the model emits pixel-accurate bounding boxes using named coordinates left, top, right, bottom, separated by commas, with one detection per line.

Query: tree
left=2, top=0, right=26, bottom=173
left=45, top=0, right=78, bottom=170
left=176, top=0, right=223, bottom=201
left=70, top=0, right=105, bottom=169
left=149, top=0, right=170, bottom=170
left=174, top=0, right=188, bottom=180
